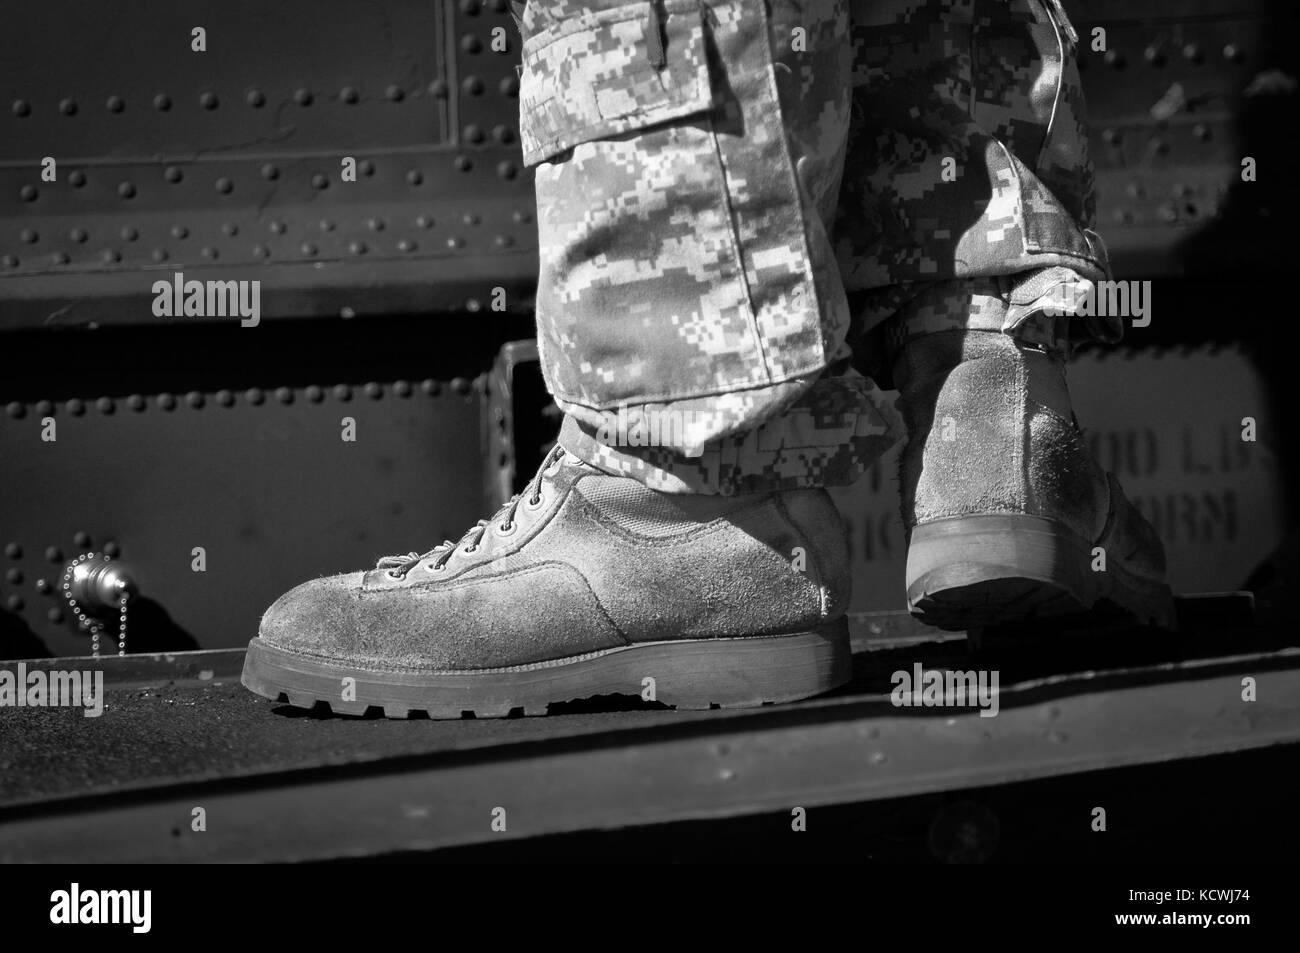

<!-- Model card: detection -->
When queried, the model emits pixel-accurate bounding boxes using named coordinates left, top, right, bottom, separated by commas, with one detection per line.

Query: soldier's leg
left=838, top=0, right=1173, bottom=630
left=243, top=0, right=890, bottom=716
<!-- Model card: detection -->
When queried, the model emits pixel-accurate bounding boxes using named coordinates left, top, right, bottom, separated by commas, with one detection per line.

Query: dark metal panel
left=1, top=645, right=1297, bottom=861
left=0, top=0, right=537, bottom=324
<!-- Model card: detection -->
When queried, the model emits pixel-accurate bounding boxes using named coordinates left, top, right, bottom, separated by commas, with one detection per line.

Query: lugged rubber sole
left=241, top=618, right=852, bottom=719
left=906, top=514, right=1176, bottom=632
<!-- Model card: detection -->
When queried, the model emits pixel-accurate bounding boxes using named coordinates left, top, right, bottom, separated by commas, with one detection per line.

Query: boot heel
left=906, top=514, right=1172, bottom=631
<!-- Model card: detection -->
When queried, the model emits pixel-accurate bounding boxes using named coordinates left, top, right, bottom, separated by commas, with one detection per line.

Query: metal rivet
left=121, top=226, right=138, bottom=241
left=311, top=173, right=328, bottom=190
left=261, top=163, right=279, bottom=181
left=127, top=394, right=146, bottom=411
left=494, top=234, right=514, bottom=248
left=365, top=382, right=383, bottom=399
left=1183, top=43, right=1202, bottom=63
left=246, top=388, right=265, bottom=405
left=12, top=99, right=30, bottom=116
left=102, top=249, right=120, bottom=263
left=66, top=398, right=85, bottom=416
left=1193, top=123, right=1212, bottom=141
left=19, top=228, right=37, bottom=244
left=73, top=532, right=91, bottom=547
left=499, top=76, right=519, bottom=97
left=51, top=252, right=69, bottom=265
left=48, top=607, right=64, bottom=624
left=59, top=98, right=77, bottom=116
left=360, top=159, right=375, bottom=176
left=20, top=185, right=38, bottom=202
left=421, top=379, right=440, bottom=396
left=269, top=220, right=286, bottom=234
left=217, top=389, right=235, bottom=407
left=70, top=170, right=87, bottom=187
left=152, top=249, right=169, bottom=262
left=1, top=254, right=18, bottom=267
left=340, top=86, right=360, bottom=104
left=397, top=239, right=415, bottom=252
left=6, top=568, right=23, bottom=584
left=451, top=377, right=472, bottom=395
left=497, top=161, right=518, bottom=180
left=394, top=380, right=412, bottom=397
left=406, top=169, right=424, bottom=186
left=6, top=596, right=22, bottom=611
left=454, top=156, right=472, bottom=172
left=158, top=393, right=176, bottom=411
left=386, top=85, right=404, bottom=102
left=416, top=214, right=434, bottom=229
left=367, top=218, right=385, bottom=231
left=334, top=384, right=352, bottom=401
left=340, top=306, right=356, bottom=319
left=215, top=177, right=233, bottom=194
left=462, top=76, right=484, bottom=96
left=447, top=236, right=464, bottom=249
left=164, top=166, right=184, bottom=185
left=301, top=242, right=317, bottom=257
left=187, top=391, right=205, bottom=408
left=464, top=213, right=479, bottom=228
left=200, top=91, right=219, bottom=109
left=36, top=400, right=53, bottom=415
left=306, top=385, right=324, bottom=403
left=294, top=88, right=313, bottom=105
left=70, top=228, right=88, bottom=243
left=460, top=0, right=481, bottom=14
left=1103, top=49, right=1125, bottom=68
left=118, top=181, right=136, bottom=199
left=349, top=241, right=367, bottom=255
left=172, top=225, right=188, bottom=239
left=428, top=79, right=449, bottom=98
left=466, top=298, right=482, bottom=312
left=493, top=125, right=515, bottom=144
left=107, top=95, right=125, bottom=113
left=45, top=546, right=62, bottom=563
left=1224, top=44, right=1245, bottom=63
left=276, top=387, right=293, bottom=404
left=96, top=396, right=115, bottom=413
left=247, top=89, right=266, bottom=107
left=154, top=93, right=172, bottom=110
left=5, top=402, right=23, bottom=419
left=103, top=541, right=120, bottom=557
left=222, top=222, right=238, bottom=237
left=1144, top=45, right=1165, bottom=66
left=252, top=244, right=269, bottom=258
left=463, top=124, right=484, bottom=143
left=201, top=246, right=218, bottom=259
left=5, top=543, right=22, bottom=559
left=462, top=35, right=483, bottom=54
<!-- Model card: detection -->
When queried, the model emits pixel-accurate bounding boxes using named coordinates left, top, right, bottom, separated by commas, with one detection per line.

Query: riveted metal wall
left=0, top=0, right=536, bottom=327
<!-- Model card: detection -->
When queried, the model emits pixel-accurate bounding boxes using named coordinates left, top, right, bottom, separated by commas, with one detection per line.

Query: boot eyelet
left=495, top=520, right=517, bottom=538
left=463, top=544, right=478, bottom=554
left=423, top=561, right=444, bottom=573
left=385, top=568, right=404, bottom=580
left=525, top=493, right=545, bottom=510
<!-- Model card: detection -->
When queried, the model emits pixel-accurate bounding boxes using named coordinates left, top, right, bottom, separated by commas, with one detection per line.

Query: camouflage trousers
left=517, top=0, right=1119, bottom=494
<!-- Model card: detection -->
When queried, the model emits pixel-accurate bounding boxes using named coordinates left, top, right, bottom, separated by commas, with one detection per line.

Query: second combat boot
left=242, top=445, right=852, bottom=717
left=893, top=329, right=1175, bottom=631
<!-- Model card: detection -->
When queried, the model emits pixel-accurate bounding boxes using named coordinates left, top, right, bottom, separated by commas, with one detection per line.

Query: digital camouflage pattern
left=516, top=0, right=1109, bottom=494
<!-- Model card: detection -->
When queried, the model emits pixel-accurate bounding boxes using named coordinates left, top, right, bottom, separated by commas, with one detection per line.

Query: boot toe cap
left=258, top=572, right=365, bottom=654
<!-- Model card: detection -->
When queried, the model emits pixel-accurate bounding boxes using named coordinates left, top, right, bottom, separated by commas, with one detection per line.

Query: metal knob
left=65, top=553, right=137, bottom=618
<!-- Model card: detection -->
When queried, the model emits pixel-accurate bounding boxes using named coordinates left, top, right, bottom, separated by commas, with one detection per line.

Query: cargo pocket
left=517, top=0, right=806, bottom=415
left=519, top=1, right=716, bottom=169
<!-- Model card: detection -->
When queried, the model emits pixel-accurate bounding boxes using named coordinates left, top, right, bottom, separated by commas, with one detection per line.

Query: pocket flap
left=519, top=1, right=715, bottom=167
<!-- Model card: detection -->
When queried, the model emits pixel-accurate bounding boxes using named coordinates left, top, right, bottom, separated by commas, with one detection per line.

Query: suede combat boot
left=893, top=330, right=1175, bottom=631
left=242, top=445, right=852, bottom=717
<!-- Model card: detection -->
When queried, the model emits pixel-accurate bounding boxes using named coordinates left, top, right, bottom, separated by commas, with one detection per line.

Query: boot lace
left=376, top=444, right=566, bottom=579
